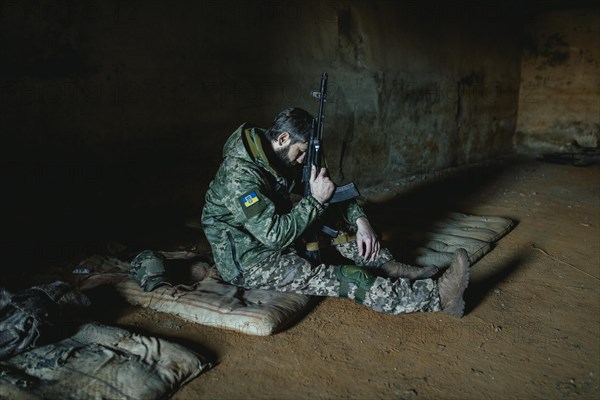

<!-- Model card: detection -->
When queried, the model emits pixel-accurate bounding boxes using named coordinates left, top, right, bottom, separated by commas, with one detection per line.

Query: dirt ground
left=19, top=157, right=600, bottom=399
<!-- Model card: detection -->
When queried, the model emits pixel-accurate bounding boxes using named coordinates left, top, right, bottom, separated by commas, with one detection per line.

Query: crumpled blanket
left=0, top=323, right=211, bottom=400
left=0, top=281, right=90, bottom=360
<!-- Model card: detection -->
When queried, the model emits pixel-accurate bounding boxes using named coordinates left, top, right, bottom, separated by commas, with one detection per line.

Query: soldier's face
left=273, top=132, right=308, bottom=168
left=276, top=141, right=308, bottom=167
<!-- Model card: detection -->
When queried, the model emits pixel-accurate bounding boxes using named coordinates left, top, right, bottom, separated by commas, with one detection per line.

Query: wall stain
left=524, top=32, right=570, bottom=69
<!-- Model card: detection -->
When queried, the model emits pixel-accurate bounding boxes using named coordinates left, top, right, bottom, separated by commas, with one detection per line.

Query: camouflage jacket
left=201, top=123, right=366, bottom=282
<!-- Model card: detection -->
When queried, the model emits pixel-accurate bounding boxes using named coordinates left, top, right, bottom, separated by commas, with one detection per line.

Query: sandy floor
left=23, top=157, right=600, bottom=399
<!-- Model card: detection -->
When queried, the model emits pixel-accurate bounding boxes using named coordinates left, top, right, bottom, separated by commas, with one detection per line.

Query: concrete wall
left=1, top=0, right=522, bottom=242
left=322, top=2, right=521, bottom=185
left=515, top=6, right=600, bottom=152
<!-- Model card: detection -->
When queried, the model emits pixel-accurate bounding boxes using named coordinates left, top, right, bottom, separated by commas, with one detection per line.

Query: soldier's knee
left=335, top=265, right=376, bottom=304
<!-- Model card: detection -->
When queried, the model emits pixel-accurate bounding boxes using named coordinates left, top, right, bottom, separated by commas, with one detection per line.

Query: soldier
left=201, top=108, right=469, bottom=317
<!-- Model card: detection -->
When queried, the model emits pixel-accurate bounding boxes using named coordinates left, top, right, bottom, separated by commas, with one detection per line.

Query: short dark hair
left=264, top=107, right=314, bottom=144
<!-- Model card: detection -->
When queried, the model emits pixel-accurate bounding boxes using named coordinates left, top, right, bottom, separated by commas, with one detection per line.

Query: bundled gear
left=0, top=281, right=90, bottom=360
left=129, top=250, right=169, bottom=292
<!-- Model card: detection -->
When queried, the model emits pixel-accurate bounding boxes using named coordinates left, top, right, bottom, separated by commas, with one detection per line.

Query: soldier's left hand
left=356, top=217, right=380, bottom=261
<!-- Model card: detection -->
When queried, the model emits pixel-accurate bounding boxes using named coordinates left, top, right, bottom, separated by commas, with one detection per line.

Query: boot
left=380, top=260, right=439, bottom=280
left=437, top=248, right=470, bottom=318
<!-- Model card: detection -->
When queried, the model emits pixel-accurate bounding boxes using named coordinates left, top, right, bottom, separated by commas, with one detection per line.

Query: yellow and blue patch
left=242, top=191, right=259, bottom=207
left=239, top=190, right=267, bottom=218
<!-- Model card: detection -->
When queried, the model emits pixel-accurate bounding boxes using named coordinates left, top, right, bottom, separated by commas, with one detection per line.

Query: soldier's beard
left=274, top=146, right=296, bottom=168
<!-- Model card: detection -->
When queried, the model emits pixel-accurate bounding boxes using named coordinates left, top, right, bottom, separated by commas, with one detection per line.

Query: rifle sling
left=243, top=128, right=280, bottom=178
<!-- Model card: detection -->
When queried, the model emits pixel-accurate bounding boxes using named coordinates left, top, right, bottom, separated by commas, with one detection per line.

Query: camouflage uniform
left=201, top=124, right=441, bottom=314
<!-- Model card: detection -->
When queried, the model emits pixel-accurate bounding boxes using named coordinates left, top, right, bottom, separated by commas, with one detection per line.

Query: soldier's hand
left=310, top=165, right=335, bottom=205
left=356, top=217, right=380, bottom=261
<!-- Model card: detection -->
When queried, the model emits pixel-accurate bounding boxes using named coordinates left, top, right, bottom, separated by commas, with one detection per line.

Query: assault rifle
left=301, top=73, right=360, bottom=205
left=301, top=73, right=360, bottom=261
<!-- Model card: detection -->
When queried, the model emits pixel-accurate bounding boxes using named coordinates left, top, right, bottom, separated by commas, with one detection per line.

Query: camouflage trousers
left=231, top=241, right=442, bottom=315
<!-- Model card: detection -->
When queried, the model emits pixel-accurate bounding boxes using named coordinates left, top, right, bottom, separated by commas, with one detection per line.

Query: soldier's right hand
left=310, top=164, right=335, bottom=205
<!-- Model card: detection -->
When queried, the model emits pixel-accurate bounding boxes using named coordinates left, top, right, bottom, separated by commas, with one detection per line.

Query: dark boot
left=437, top=248, right=470, bottom=318
left=380, top=260, right=439, bottom=280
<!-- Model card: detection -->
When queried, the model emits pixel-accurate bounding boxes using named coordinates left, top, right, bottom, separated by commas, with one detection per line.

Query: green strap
left=339, top=280, right=350, bottom=299
left=244, top=128, right=262, bottom=160
left=355, top=286, right=367, bottom=305
left=244, top=128, right=280, bottom=178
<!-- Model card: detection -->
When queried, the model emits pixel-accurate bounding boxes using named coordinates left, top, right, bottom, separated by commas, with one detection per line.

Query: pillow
left=396, top=212, right=514, bottom=268
left=77, top=253, right=312, bottom=336
left=0, top=323, right=210, bottom=400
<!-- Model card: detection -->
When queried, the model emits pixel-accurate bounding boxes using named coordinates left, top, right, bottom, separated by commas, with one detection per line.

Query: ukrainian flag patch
left=242, top=191, right=259, bottom=207
left=239, top=189, right=267, bottom=218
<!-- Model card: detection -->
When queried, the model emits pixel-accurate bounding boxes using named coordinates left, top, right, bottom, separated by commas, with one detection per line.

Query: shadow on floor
left=464, top=249, right=532, bottom=315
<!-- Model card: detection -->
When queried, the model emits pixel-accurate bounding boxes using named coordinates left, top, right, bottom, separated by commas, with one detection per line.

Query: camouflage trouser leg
left=233, top=249, right=442, bottom=315
left=334, top=240, right=394, bottom=269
